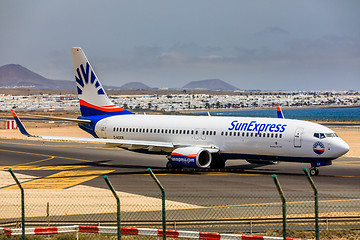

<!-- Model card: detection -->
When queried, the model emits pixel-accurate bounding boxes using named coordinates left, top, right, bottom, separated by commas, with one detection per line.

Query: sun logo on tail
left=75, top=62, right=105, bottom=95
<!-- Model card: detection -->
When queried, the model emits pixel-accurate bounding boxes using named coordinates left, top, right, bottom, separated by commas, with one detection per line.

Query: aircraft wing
left=11, top=110, right=219, bottom=153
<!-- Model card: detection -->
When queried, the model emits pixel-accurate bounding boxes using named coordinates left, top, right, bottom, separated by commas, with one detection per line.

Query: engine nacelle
left=170, top=147, right=211, bottom=168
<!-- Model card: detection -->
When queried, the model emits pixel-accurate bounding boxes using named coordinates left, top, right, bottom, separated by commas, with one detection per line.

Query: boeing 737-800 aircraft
left=12, top=47, right=350, bottom=176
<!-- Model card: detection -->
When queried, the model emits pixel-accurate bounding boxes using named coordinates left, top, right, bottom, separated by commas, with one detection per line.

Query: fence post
left=103, top=175, right=121, bottom=240
left=303, top=167, right=319, bottom=240
left=272, top=174, right=286, bottom=240
left=147, top=168, right=166, bottom=240
left=8, top=168, right=25, bottom=240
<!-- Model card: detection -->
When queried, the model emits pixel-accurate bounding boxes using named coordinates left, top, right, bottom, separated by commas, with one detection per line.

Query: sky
left=0, top=0, right=359, bottom=90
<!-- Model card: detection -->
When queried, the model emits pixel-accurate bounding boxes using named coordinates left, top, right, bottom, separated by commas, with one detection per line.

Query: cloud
left=254, top=27, right=290, bottom=36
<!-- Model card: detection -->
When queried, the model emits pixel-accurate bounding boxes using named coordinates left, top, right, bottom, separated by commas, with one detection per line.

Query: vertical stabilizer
left=71, top=47, right=133, bottom=116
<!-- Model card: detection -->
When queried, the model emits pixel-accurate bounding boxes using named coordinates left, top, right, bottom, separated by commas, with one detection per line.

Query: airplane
left=11, top=47, right=350, bottom=176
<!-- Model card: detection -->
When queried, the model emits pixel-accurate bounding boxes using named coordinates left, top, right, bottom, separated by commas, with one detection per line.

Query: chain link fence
left=0, top=170, right=359, bottom=239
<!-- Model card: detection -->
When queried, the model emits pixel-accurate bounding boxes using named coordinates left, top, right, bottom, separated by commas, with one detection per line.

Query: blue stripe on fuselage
left=77, top=115, right=113, bottom=138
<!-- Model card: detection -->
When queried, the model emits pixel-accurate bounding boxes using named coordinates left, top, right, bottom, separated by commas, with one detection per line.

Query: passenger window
left=225, top=132, right=228, bottom=136
left=242, top=132, right=245, bottom=137
left=267, top=133, right=270, bottom=138
left=221, top=131, right=224, bottom=136
left=229, top=132, right=232, bottom=136
left=279, top=134, right=282, bottom=138
left=271, top=133, right=274, bottom=138
left=275, top=134, right=278, bottom=138
left=250, top=133, right=253, bottom=137
left=191, top=130, right=194, bottom=135
left=214, top=131, right=216, bottom=136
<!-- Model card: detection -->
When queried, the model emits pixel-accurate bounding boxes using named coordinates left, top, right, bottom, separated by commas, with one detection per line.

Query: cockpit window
left=314, top=132, right=338, bottom=139
left=326, top=133, right=338, bottom=137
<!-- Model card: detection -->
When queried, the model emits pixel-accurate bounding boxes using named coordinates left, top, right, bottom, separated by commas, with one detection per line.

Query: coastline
left=179, top=104, right=360, bottom=114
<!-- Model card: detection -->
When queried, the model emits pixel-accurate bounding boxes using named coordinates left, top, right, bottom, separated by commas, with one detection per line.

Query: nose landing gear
left=309, top=160, right=332, bottom=176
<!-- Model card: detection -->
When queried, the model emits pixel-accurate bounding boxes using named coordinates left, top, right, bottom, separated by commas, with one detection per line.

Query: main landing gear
left=309, top=167, right=319, bottom=176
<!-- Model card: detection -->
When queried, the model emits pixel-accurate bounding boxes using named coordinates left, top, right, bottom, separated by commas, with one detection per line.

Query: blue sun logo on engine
left=75, top=62, right=105, bottom=95
left=313, top=141, right=325, bottom=155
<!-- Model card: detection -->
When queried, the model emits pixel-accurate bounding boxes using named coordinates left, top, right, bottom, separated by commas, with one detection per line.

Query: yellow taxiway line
left=3, top=170, right=114, bottom=189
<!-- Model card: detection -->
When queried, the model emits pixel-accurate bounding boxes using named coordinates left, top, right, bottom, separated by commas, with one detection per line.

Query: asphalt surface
left=0, top=138, right=359, bottom=196
left=1, top=138, right=359, bottom=232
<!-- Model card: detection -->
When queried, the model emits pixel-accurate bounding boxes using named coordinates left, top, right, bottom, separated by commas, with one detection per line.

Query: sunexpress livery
left=11, top=47, right=349, bottom=176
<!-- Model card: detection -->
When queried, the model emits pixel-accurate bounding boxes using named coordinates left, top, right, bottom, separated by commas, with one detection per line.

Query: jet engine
left=170, top=147, right=211, bottom=168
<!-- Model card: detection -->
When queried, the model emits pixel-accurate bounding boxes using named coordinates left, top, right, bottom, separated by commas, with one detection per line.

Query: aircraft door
left=99, top=119, right=108, bottom=139
left=294, top=128, right=303, bottom=148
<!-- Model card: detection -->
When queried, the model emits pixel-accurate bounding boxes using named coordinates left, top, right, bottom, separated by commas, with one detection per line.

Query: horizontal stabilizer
left=21, top=113, right=91, bottom=123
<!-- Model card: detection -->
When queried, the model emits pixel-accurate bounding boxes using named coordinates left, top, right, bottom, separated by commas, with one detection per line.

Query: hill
left=120, top=82, right=151, bottom=90
left=0, top=64, right=74, bottom=89
left=182, top=79, right=239, bottom=91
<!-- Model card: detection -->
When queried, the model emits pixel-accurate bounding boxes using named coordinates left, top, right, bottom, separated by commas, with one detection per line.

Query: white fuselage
left=93, top=115, right=349, bottom=162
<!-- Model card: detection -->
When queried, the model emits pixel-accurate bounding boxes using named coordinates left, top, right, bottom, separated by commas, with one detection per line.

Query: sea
left=196, top=106, right=360, bottom=121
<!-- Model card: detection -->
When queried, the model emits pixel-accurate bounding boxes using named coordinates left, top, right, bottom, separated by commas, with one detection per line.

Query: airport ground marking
left=3, top=170, right=114, bottom=189
left=0, top=140, right=126, bottom=151
left=0, top=148, right=112, bottom=166
left=11, top=156, right=55, bottom=167
left=0, top=165, right=87, bottom=171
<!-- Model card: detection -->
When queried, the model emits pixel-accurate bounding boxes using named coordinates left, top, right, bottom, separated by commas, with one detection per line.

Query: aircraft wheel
left=166, top=161, right=173, bottom=169
left=310, top=168, right=319, bottom=176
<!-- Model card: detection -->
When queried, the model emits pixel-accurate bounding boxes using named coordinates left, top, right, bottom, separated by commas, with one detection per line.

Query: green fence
left=0, top=168, right=359, bottom=240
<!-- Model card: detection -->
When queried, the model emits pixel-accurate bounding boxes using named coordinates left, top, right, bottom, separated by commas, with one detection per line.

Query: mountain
left=183, top=79, right=239, bottom=91
left=0, top=64, right=75, bottom=89
left=120, top=82, right=151, bottom=90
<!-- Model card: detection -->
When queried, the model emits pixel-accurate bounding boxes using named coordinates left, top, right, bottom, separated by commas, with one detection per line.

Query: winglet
left=276, top=104, right=285, bottom=119
left=10, top=110, right=33, bottom=137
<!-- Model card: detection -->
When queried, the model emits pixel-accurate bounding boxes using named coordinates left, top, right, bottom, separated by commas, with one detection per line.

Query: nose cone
left=336, top=138, right=350, bottom=157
